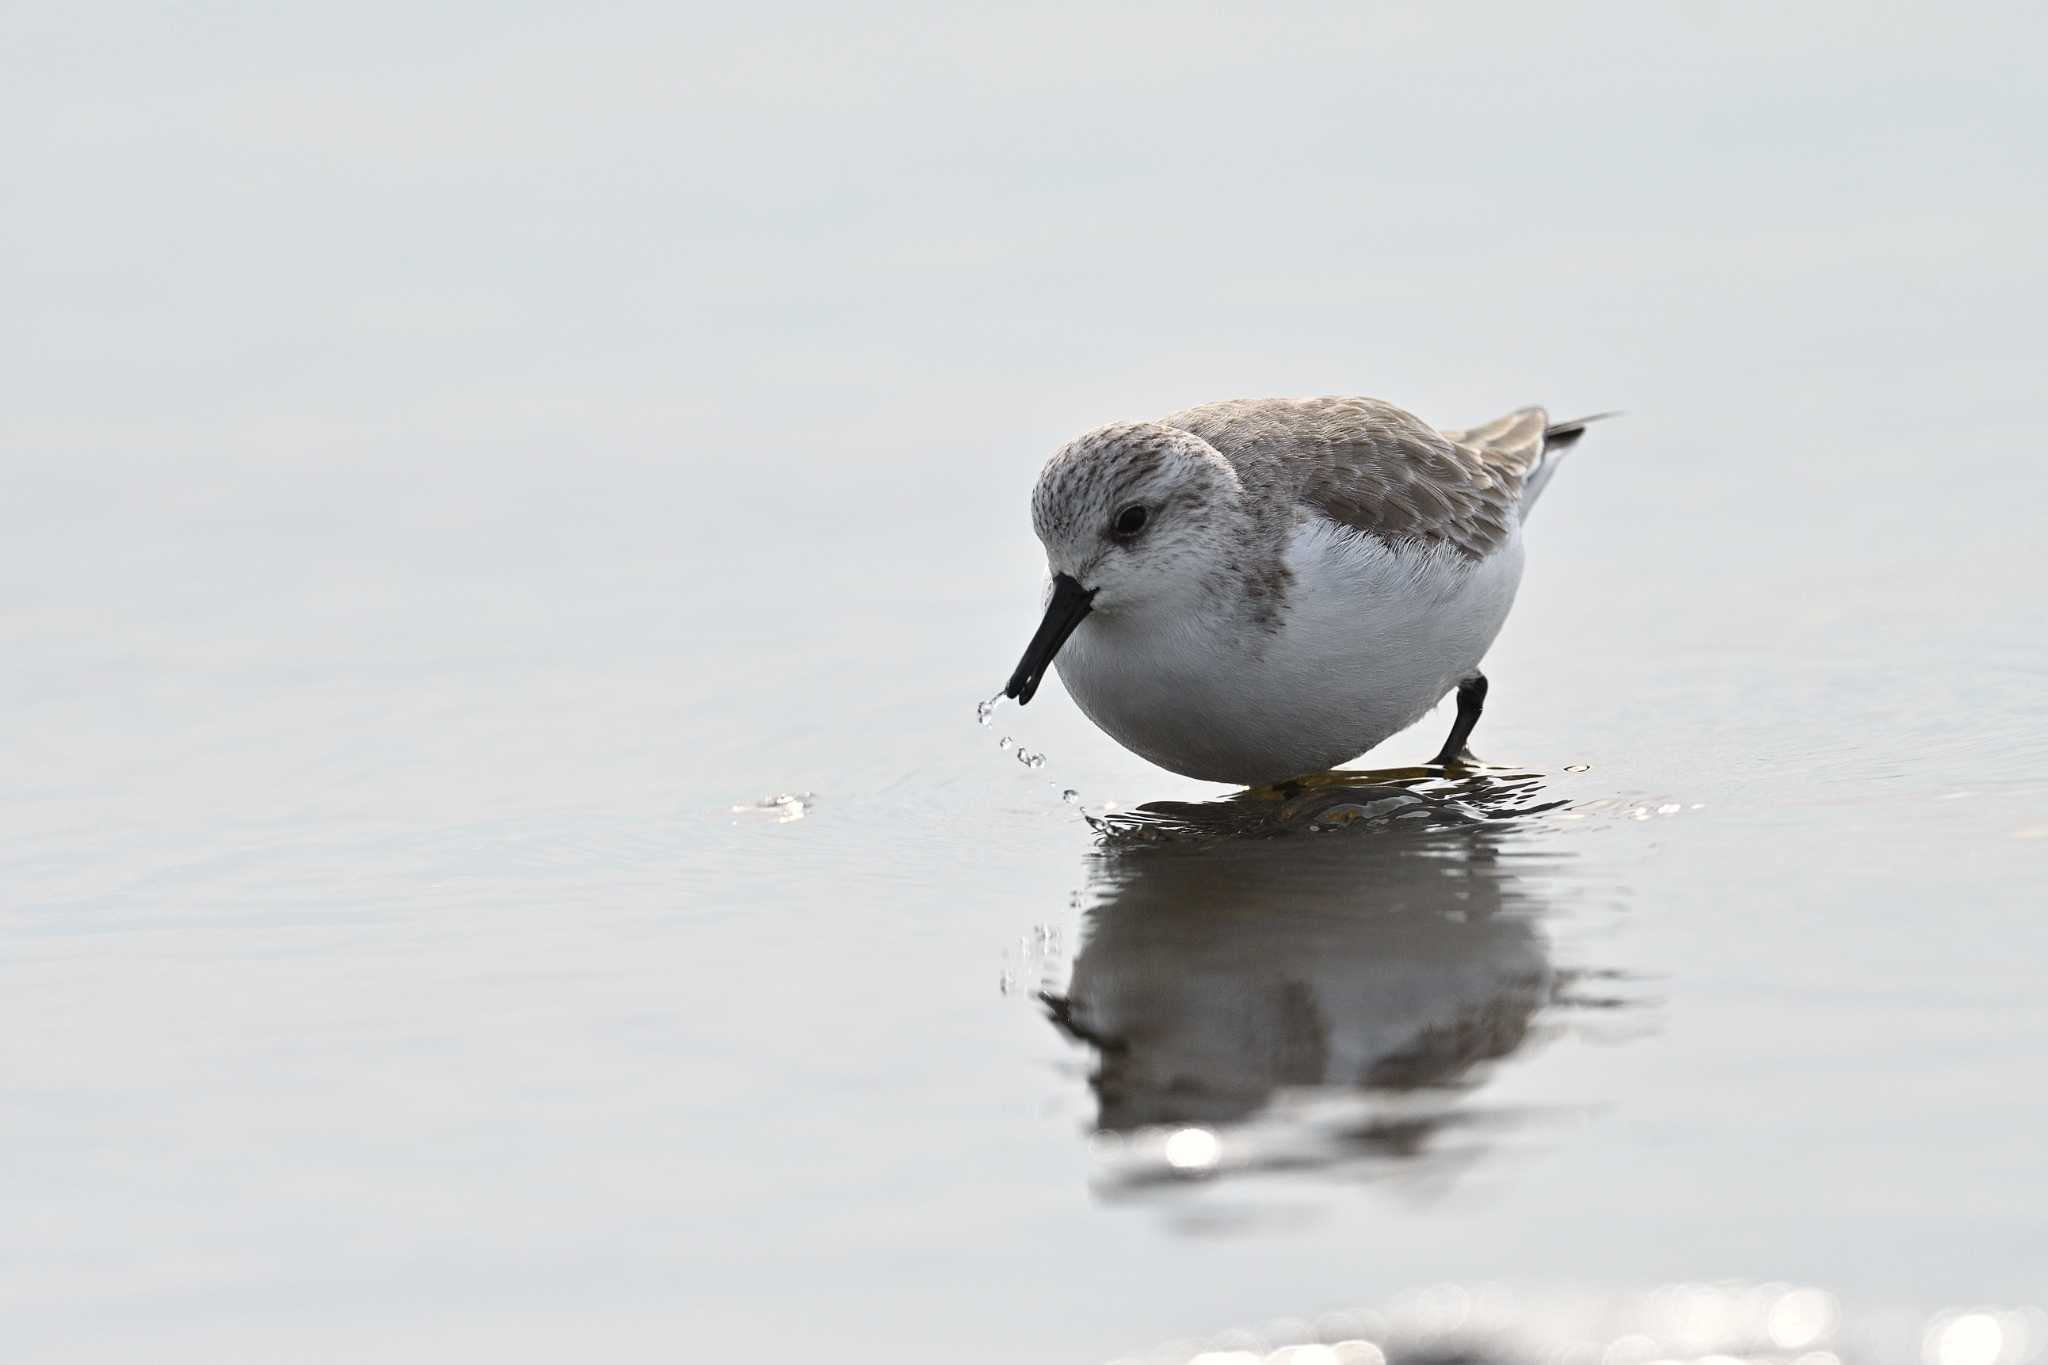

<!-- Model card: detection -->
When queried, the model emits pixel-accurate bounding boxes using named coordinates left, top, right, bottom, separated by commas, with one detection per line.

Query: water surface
left=5, top=3, right=2047, bottom=1361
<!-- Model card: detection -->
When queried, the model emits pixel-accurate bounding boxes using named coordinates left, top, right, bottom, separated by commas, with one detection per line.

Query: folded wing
left=1160, top=396, right=1531, bottom=560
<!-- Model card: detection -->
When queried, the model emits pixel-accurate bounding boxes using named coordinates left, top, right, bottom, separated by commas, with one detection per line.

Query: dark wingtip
left=1543, top=410, right=1624, bottom=450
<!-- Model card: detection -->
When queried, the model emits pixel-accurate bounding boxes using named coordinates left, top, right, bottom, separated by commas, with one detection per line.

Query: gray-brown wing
left=1442, top=406, right=1547, bottom=470
left=1445, top=405, right=1588, bottom=517
left=1159, top=396, right=1540, bottom=560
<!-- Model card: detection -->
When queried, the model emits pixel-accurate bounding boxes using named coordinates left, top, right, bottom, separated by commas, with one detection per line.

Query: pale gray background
left=4, top=3, right=2045, bottom=1362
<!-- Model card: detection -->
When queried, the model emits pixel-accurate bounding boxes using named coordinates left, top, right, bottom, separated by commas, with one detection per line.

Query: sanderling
left=1002, top=396, right=1609, bottom=785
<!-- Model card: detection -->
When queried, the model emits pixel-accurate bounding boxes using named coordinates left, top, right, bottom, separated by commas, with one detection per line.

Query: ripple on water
left=729, top=793, right=813, bottom=824
left=1093, top=767, right=1567, bottom=848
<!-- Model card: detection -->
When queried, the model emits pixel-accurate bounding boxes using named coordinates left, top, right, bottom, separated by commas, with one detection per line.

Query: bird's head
left=1005, top=422, right=1247, bottom=705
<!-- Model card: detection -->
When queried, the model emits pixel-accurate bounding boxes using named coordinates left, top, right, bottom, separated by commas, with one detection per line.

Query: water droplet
left=1564, top=763, right=1590, bottom=773
left=997, top=735, right=1013, bottom=751
left=1017, top=748, right=1046, bottom=769
left=1061, top=788, right=1078, bottom=804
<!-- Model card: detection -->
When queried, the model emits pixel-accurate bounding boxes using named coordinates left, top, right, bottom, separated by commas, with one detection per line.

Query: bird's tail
left=1542, top=411, right=1621, bottom=451
left=1520, top=411, right=1620, bottom=516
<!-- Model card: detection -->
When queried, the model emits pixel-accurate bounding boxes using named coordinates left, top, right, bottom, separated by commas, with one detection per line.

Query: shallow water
left=7, top=3, right=2048, bottom=1362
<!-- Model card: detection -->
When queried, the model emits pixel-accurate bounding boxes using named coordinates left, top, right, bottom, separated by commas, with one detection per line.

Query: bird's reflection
left=1044, top=772, right=1590, bottom=1190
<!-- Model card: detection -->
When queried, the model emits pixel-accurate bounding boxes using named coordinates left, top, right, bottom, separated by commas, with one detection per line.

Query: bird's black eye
left=1112, top=504, right=1149, bottom=538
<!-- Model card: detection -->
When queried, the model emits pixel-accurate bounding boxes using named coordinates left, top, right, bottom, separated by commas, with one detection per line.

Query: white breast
left=1054, top=518, right=1525, bottom=784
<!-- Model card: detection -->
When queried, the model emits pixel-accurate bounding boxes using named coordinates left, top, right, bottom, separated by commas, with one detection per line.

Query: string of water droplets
left=977, top=692, right=1118, bottom=827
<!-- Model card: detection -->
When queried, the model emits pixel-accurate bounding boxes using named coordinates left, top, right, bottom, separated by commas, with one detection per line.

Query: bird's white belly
left=1055, top=521, right=1525, bottom=784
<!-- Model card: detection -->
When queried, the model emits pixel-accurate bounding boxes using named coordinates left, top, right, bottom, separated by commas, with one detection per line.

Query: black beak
left=1005, top=573, right=1096, bottom=705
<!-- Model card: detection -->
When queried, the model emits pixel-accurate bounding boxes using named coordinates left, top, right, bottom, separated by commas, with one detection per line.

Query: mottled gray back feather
left=1159, top=396, right=1550, bottom=560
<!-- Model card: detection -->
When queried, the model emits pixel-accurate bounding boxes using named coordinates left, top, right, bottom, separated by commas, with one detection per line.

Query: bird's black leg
left=1429, top=672, right=1488, bottom=768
